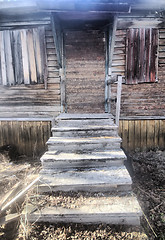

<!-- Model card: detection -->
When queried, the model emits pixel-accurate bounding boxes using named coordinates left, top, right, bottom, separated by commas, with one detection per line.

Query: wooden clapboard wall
left=0, top=120, right=51, bottom=156
left=0, top=24, right=61, bottom=118
left=0, top=118, right=164, bottom=156
left=0, top=27, right=46, bottom=86
left=111, top=27, right=165, bottom=117
left=111, top=29, right=126, bottom=76
left=119, top=119, right=165, bottom=152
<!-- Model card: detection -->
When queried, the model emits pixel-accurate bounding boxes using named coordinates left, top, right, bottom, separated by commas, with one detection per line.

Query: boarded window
left=126, top=28, right=158, bottom=84
left=0, top=27, right=47, bottom=86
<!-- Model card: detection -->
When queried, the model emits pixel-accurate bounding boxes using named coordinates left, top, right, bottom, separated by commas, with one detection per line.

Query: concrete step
left=39, top=166, right=132, bottom=192
left=23, top=194, right=142, bottom=225
left=41, top=150, right=127, bottom=170
left=55, top=119, right=115, bottom=128
left=52, top=125, right=118, bottom=137
left=56, top=113, right=114, bottom=120
left=46, top=136, right=121, bottom=152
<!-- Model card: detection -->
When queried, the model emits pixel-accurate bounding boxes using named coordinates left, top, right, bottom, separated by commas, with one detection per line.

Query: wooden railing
left=106, top=75, right=123, bottom=127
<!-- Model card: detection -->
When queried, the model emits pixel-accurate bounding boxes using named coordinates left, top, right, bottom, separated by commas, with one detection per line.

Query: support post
left=115, top=75, right=122, bottom=126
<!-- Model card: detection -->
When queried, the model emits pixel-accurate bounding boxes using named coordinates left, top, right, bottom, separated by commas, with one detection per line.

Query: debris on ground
left=0, top=149, right=164, bottom=240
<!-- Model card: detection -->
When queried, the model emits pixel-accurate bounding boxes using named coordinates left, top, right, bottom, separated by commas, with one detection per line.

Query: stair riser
left=26, top=214, right=140, bottom=226
left=41, top=159, right=124, bottom=170
left=55, top=119, right=114, bottom=127
left=47, top=142, right=121, bottom=152
left=52, top=130, right=118, bottom=138
left=38, top=183, right=132, bottom=193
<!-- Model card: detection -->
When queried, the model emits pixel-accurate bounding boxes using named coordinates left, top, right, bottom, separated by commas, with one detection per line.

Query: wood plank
left=3, top=30, right=15, bottom=85
left=145, top=28, right=151, bottom=82
left=139, top=28, right=145, bottom=83
left=122, top=120, right=128, bottom=151
left=27, top=29, right=37, bottom=83
left=115, top=76, right=122, bottom=126
left=0, top=106, right=61, bottom=112
left=128, top=120, right=135, bottom=151
left=39, top=26, right=48, bottom=89
left=12, top=30, right=24, bottom=85
left=20, top=29, right=30, bottom=84
left=140, top=120, right=147, bottom=151
left=33, top=28, right=43, bottom=83
left=0, top=213, right=20, bottom=226
left=134, top=120, right=141, bottom=150
left=0, top=31, right=7, bottom=85
left=159, top=120, right=165, bottom=149
left=154, top=120, right=159, bottom=149
left=150, top=29, right=158, bottom=82
left=146, top=120, right=155, bottom=149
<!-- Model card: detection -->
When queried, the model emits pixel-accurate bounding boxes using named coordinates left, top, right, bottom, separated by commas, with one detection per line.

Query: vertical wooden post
left=105, top=16, right=117, bottom=113
left=115, top=75, right=122, bottom=126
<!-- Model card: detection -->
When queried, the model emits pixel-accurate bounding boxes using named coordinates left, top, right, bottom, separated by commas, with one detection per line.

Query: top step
left=56, top=113, right=114, bottom=120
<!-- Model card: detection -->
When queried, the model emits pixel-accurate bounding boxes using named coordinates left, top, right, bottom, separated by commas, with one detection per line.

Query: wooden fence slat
left=27, top=29, right=37, bottom=83
left=122, top=120, right=129, bottom=151
left=140, top=120, right=147, bottom=151
left=20, top=29, right=30, bottom=84
left=146, top=120, right=155, bottom=149
left=159, top=120, right=165, bottom=149
left=154, top=120, right=159, bottom=149
left=128, top=120, right=135, bottom=151
left=134, top=120, right=141, bottom=150
left=0, top=31, right=7, bottom=85
left=4, top=30, right=15, bottom=86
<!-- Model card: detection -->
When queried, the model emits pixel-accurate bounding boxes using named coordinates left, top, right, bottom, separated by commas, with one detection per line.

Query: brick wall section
left=111, top=28, right=165, bottom=117
left=65, top=30, right=105, bottom=113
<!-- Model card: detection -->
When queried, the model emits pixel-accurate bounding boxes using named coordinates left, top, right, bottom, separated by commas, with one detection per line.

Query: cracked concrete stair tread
left=40, top=166, right=132, bottom=186
left=24, top=195, right=142, bottom=225
left=41, top=150, right=127, bottom=162
left=47, top=136, right=121, bottom=144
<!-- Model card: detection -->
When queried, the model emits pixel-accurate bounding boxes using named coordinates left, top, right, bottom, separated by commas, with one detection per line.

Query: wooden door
left=64, top=30, right=105, bottom=113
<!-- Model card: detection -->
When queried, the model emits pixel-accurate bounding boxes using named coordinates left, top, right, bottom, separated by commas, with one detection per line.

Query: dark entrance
left=64, top=29, right=106, bottom=113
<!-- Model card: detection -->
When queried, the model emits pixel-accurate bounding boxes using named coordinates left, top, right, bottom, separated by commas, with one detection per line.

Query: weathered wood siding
left=111, top=28, right=165, bottom=117
left=0, top=27, right=47, bottom=85
left=0, top=25, right=61, bottom=118
left=0, top=120, right=51, bottom=156
left=119, top=119, right=165, bottom=152
left=111, top=29, right=126, bottom=76
left=65, top=30, right=105, bottom=113
left=0, top=118, right=164, bottom=156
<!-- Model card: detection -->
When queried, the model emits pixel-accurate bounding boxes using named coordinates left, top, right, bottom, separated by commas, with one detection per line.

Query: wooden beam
left=109, top=16, right=118, bottom=75
left=51, top=14, right=62, bottom=68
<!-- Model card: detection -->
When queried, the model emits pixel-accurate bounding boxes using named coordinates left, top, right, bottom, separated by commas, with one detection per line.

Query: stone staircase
left=28, top=113, right=142, bottom=225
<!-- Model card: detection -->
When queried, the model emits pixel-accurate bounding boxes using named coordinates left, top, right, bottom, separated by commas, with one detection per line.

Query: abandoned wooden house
left=0, top=0, right=165, bottom=225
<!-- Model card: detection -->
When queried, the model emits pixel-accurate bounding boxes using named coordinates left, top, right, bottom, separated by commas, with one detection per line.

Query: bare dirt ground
left=0, top=147, right=164, bottom=240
